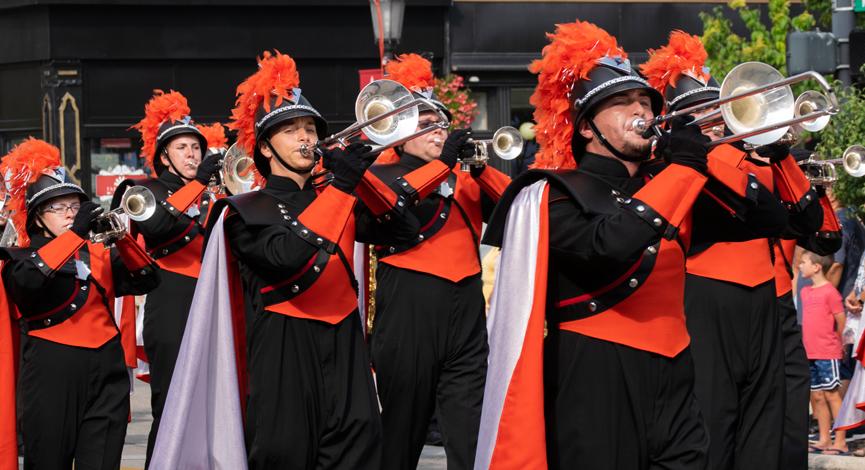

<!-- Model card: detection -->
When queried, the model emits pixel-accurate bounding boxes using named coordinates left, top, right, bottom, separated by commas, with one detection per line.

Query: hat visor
left=154, top=127, right=209, bottom=175
left=257, top=107, right=328, bottom=143
left=27, top=184, right=88, bottom=218
left=576, top=79, right=663, bottom=125
left=669, top=90, right=720, bottom=113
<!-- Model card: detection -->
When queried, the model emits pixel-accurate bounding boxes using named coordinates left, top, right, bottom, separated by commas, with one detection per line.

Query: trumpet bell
left=795, top=91, right=831, bottom=132
left=720, top=62, right=794, bottom=146
left=355, top=79, right=419, bottom=146
left=121, top=186, right=156, bottom=222
left=491, top=126, right=524, bottom=161
left=222, top=143, right=256, bottom=194
left=843, top=145, right=865, bottom=178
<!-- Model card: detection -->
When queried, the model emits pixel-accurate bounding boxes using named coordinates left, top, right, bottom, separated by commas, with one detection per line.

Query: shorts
left=810, top=359, right=841, bottom=391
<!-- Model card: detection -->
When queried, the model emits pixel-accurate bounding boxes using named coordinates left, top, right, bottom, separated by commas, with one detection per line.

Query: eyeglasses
left=42, top=202, right=81, bottom=215
left=418, top=119, right=445, bottom=130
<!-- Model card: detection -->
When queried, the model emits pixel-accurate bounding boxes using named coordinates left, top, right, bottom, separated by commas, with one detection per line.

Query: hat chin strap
left=164, top=151, right=193, bottom=183
left=264, top=139, right=317, bottom=175
left=587, top=119, right=650, bottom=163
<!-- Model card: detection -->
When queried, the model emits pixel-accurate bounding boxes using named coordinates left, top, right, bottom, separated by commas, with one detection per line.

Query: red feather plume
left=131, top=90, right=192, bottom=174
left=229, top=50, right=301, bottom=156
left=528, top=20, right=627, bottom=170
left=384, top=53, right=435, bottom=93
left=0, top=137, right=62, bottom=246
left=196, top=122, right=228, bottom=150
left=640, top=31, right=710, bottom=99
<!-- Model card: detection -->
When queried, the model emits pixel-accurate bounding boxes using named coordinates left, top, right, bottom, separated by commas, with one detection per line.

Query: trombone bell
left=354, top=79, right=419, bottom=146
left=795, top=91, right=831, bottom=132
left=720, top=62, right=794, bottom=146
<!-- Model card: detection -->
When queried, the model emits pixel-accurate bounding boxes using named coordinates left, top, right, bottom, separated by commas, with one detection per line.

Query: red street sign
left=95, top=174, right=147, bottom=197
left=358, top=68, right=384, bottom=92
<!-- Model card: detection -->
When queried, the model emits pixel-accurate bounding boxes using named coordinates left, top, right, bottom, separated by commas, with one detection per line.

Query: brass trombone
left=90, top=186, right=156, bottom=244
left=634, top=62, right=839, bottom=148
left=300, top=79, right=450, bottom=158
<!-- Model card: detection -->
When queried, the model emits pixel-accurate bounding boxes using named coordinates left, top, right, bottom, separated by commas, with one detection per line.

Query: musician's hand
left=845, top=290, right=863, bottom=314
left=656, top=116, right=709, bottom=175
left=328, top=143, right=373, bottom=194
left=439, top=129, right=474, bottom=169
left=194, top=152, right=223, bottom=185
left=70, top=201, right=103, bottom=238
left=756, top=143, right=791, bottom=163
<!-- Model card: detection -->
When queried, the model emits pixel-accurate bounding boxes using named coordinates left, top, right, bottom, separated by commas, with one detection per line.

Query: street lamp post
left=369, top=0, right=405, bottom=66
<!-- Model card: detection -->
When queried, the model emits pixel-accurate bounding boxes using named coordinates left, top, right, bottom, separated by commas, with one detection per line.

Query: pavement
left=14, top=379, right=862, bottom=469
left=118, top=381, right=446, bottom=470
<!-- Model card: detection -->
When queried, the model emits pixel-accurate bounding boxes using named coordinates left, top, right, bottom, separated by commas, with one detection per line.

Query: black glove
left=195, top=152, right=223, bottom=185
left=439, top=129, right=475, bottom=169
left=655, top=116, right=710, bottom=174
left=755, top=142, right=791, bottom=163
left=325, top=142, right=374, bottom=194
left=70, top=201, right=103, bottom=238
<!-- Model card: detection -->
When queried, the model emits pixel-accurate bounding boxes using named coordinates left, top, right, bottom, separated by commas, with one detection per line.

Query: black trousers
left=544, top=331, right=708, bottom=470
left=370, top=265, right=488, bottom=470
left=245, top=309, right=382, bottom=470
left=685, top=275, right=785, bottom=470
left=142, top=270, right=196, bottom=467
left=19, top=335, right=130, bottom=470
left=778, top=292, right=809, bottom=470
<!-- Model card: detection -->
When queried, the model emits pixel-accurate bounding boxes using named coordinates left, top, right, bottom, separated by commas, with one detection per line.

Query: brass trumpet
left=634, top=62, right=838, bottom=148
left=460, top=126, right=524, bottom=172
left=798, top=145, right=865, bottom=185
left=90, top=186, right=156, bottom=244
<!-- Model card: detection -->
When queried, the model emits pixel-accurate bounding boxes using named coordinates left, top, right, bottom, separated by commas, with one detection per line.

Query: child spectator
left=800, top=250, right=848, bottom=454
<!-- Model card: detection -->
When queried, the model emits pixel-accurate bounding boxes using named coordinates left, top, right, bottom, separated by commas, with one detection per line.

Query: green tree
left=814, top=86, right=865, bottom=211
left=700, top=0, right=815, bottom=80
left=803, top=0, right=865, bottom=30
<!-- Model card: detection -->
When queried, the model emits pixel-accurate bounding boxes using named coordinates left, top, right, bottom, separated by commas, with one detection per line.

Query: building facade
left=0, top=0, right=794, bottom=196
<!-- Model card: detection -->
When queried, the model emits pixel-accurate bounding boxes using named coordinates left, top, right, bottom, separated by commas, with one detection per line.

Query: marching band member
left=117, top=89, right=222, bottom=466
left=476, top=21, right=788, bottom=470
left=0, top=138, right=159, bottom=469
left=641, top=31, right=825, bottom=470
left=366, top=53, right=511, bottom=470
left=208, top=49, right=426, bottom=469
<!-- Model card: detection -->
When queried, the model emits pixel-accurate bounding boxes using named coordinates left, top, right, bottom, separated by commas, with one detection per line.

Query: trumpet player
left=641, top=32, right=827, bottom=470
left=477, top=22, right=790, bottom=470
left=363, top=53, right=511, bottom=470
left=0, top=138, right=159, bottom=469
left=119, top=89, right=222, bottom=466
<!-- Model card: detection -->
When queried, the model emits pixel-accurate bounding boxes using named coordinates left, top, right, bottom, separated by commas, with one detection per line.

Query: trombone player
left=0, top=138, right=159, bottom=469
left=641, top=32, right=830, bottom=470
left=116, top=89, right=222, bottom=467
left=366, top=53, right=512, bottom=470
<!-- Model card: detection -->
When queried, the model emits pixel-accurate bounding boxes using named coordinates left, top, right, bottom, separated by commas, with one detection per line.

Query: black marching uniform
left=1, top=165, right=159, bottom=470
left=369, top=149, right=510, bottom=470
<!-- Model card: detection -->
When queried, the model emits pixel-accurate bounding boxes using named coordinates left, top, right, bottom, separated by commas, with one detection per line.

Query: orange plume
left=640, top=31, right=710, bottom=98
left=196, top=122, right=228, bottom=150
left=384, top=53, right=435, bottom=93
left=528, top=20, right=627, bottom=170
left=131, top=90, right=192, bottom=174
left=229, top=50, right=301, bottom=156
left=0, top=137, right=62, bottom=246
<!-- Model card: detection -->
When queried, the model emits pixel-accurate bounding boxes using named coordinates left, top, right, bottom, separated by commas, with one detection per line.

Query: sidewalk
left=808, top=433, right=865, bottom=470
